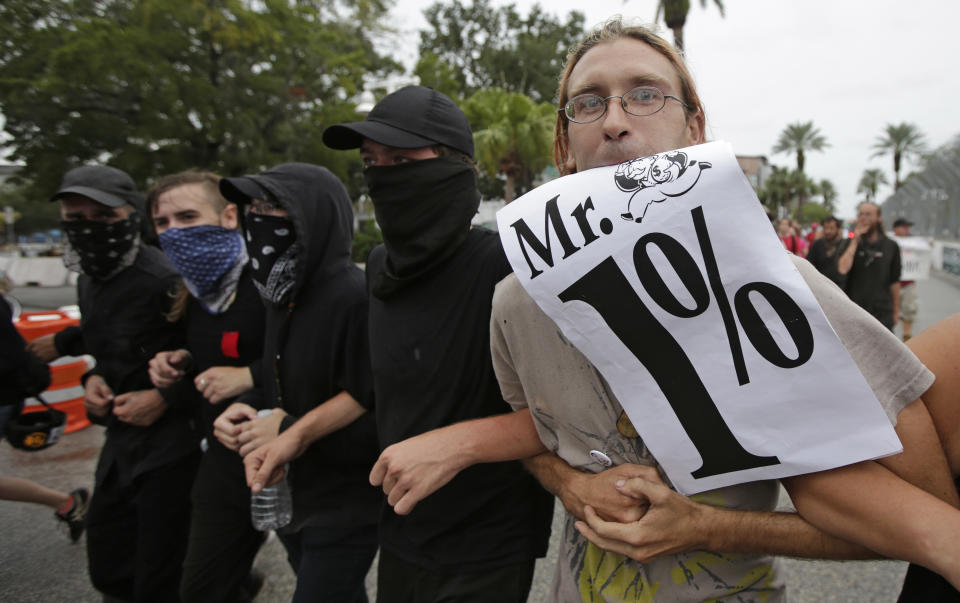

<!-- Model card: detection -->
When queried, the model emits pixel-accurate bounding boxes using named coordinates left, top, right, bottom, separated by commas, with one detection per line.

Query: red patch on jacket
left=221, top=331, right=240, bottom=359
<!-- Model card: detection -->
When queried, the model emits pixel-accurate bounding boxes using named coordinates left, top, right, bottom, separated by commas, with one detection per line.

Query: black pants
left=898, top=564, right=960, bottom=602
left=180, top=444, right=265, bottom=603
left=278, top=521, right=378, bottom=603
left=86, top=452, right=200, bottom=603
left=376, top=549, right=535, bottom=603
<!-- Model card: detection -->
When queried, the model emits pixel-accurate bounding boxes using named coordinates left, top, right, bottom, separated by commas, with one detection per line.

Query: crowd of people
left=778, top=206, right=922, bottom=340
left=3, top=17, right=960, bottom=603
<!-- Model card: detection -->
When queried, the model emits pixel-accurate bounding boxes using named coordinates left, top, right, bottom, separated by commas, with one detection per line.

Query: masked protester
left=145, top=171, right=267, bottom=603
left=45, top=165, right=199, bottom=602
left=321, top=86, right=553, bottom=603
left=214, top=163, right=379, bottom=603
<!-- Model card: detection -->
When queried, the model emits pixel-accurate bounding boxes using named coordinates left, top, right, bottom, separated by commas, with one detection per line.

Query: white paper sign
left=497, top=141, right=902, bottom=494
left=890, top=235, right=932, bottom=281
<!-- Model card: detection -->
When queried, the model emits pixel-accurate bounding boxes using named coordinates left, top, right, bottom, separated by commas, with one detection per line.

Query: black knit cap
left=322, top=86, right=474, bottom=158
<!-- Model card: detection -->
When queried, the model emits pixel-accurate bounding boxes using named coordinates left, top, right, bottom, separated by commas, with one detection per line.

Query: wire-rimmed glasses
left=559, top=86, right=691, bottom=124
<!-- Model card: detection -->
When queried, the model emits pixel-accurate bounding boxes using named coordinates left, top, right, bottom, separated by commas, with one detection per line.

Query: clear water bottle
left=250, top=409, right=293, bottom=531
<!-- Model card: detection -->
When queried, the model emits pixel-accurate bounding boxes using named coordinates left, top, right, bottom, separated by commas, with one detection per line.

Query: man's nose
left=600, top=98, right=631, bottom=140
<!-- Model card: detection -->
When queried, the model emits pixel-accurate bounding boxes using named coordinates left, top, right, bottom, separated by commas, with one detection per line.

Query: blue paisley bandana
left=159, top=225, right=247, bottom=309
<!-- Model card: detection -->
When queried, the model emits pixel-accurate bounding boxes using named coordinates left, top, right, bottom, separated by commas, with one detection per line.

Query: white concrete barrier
left=0, top=256, right=73, bottom=286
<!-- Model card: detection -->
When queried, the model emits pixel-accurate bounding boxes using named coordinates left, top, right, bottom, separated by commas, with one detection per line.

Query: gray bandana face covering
left=61, top=215, right=141, bottom=281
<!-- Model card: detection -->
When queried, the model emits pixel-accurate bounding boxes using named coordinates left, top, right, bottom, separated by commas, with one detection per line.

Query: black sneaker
left=55, top=488, right=89, bottom=543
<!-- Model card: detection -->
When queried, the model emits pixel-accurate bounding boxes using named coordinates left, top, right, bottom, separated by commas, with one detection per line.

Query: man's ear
left=562, top=142, right=577, bottom=175
left=221, top=202, right=239, bottom=230
left=685, top=109, right=706, bottom=146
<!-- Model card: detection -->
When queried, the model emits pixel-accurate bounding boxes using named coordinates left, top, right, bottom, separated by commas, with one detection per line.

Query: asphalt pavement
left=3, top=273, right=959, bottom=602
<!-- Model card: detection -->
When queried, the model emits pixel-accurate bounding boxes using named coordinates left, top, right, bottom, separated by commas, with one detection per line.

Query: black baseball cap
left=50, top=165, right=142, bottom=208
left=893, top=217, right=913, bottom=228
left=219, top=176, right=269, bottom=207
left=322, top=86, right=474, bottom=158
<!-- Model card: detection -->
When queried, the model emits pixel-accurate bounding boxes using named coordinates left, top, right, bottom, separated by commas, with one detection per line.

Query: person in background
left=805, top=221, right=820, bottom=246
left=892, top=217, right=919, bottom=341
left=146, top=170, right=267, bottom=603
left=216, top=163, right=379, bottom=603
left=45, top=165, right=199, bottom=602
left=777, top=217, right=806, bottom=257
left=838, top=201, right=902, bottom=330
left=806, top=215, right=847, bottom=287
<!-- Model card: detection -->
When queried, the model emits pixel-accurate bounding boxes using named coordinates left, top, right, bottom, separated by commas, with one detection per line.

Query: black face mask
left=243, top=213, right=298, bottom=304
left=364, top=156, right=481, bottom=298
left=61, top=215, right=141, bottom=281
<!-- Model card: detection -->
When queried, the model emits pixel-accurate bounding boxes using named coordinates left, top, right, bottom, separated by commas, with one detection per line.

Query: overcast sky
left=388, top=0, right=960, bottom=218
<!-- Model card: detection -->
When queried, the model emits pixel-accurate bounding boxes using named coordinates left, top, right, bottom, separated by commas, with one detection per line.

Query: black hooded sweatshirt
left=238, top=163, right=380, bottom=533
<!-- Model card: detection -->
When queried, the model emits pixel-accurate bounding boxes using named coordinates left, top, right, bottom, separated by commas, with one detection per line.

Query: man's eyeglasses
left=244, top=198, right=286, bottom=216
left=559, top=86, right=691, bottom=124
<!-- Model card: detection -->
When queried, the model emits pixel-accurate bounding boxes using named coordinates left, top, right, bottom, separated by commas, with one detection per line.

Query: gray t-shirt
left=490, top=254, right=933, bottom=603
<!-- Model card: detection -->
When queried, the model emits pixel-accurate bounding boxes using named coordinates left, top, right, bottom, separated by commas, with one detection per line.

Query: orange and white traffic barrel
left=16, top=309, right=92, bottom=433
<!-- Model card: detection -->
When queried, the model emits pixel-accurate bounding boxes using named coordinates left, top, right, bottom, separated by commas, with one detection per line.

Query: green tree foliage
left=872, top=122, right=926, bottom=191
left=0, top=180, right=61, bottom=237
left=462, top=88, right=554, bottom=202
left=772, top=121, right=829, bottom=174
left=757, top=165, right=816, bottom=216
left=800, top=201, right=830, bottom=224
left=416, top=0, right=585, bottom=102
left=351, top=219, right=382, bottom=263
left=0, top=0, right=401, bottom=203
left=857, top=168, right=888, bottom=203
left=817, top=179, right=838, bottom=214
left=772, top=121, right=828, bottom=214
left=655, top=0, right=725, bottom=52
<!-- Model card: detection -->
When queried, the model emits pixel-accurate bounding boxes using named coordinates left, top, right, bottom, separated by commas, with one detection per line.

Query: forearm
left=443, top=408, right=545, bottom=467
left=700, top=504, right=875, bottom=560
left=283, top=390, right=367, bottom=455
left=891, top=282, right=901, bottom=316
left=836, top=238, right=858, bottom=274
left=785, top=461, right=960, bottom=581
left=879, top=398, right=959, bottom=507
left=523, top=450, right=576, bottom=499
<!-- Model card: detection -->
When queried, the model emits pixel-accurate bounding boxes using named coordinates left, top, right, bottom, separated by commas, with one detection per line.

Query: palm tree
left=463, top=88, right=554, bottom=202
left=772, top=121, right=829, bottom=213
left=817, top=179, right=838, bottom=214
left=757, top=166, right=816, bottom=217
left=872, top=122, right=926, bottom=191
left=655, top=0, right=725, bottom=52
left=773, top=121, right=829, bottom=174
left=857, top=168, right=889, bottom=203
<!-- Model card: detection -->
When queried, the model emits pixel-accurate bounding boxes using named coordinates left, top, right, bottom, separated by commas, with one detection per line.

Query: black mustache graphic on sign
left=615, top=151, right=712, bottom=223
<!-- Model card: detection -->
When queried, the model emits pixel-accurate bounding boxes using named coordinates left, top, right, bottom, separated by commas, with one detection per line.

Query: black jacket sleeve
left=334, top=294, right=375, bottom=411
left=53, top=325, right=86, bottom=357
left=1, top=300, right=51, bottom=405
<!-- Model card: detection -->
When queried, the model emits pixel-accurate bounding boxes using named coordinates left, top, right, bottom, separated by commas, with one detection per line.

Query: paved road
left=3, top=273, right=958, bottom=602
